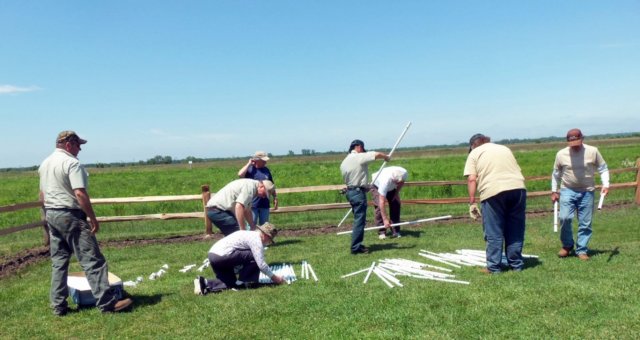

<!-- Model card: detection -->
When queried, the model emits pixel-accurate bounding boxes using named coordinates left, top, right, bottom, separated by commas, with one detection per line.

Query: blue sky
left=2, top=1, right=639, bottom=168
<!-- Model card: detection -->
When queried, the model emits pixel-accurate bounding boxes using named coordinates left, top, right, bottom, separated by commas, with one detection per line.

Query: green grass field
left=1, top=207, right=639, bottom=338
left=1, top=139, right=639, bottom=339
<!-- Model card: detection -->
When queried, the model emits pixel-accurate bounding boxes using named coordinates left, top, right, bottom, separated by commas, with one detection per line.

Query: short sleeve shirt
left=463, top=143, right=525, bottom=201
left=340, top=151, right=377, bottom=187
left=372, top=166, right=408, bottom=196
left=553, top=144, right=606, bottom=192
left=38, top=148, right=88, bottom=209
left=243, top=165, right=274, bottom=209
left=206, top=179, right=258, bottom=212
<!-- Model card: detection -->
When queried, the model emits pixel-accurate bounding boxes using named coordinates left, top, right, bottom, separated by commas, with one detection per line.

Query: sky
left=1, top=1, right=639, bottom=168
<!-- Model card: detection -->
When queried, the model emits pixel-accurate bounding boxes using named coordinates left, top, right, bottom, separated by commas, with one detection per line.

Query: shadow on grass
left=368, top=243, right=415, bottom=253
left=591, top=246, right=620, bottom=262
left=270, top=239, right=302, bottom=247
left=523, top=257, right=542, bottom=270
left=126, top=293, right=164, bottom=309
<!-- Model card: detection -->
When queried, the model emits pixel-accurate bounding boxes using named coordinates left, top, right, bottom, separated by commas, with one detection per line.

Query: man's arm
left=378, top=194, right=391, bottom=228
left=466, top=175, right=478, bottom=204
left=235, top=203, right=256, bottom=230
left=237, top=159, right=253, bottom=178
left=74, top=188, right=100, bottom=234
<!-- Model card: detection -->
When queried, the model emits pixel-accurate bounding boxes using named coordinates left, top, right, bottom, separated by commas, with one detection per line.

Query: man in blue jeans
left=464, top=133, right=527, bottom=274
left=551, top=128, right=609, bottom=261
left=340, top=139, right=389, bottom=254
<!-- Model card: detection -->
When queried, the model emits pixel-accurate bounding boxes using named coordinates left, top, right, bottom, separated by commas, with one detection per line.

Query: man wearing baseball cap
left=237, top=151, right=278, bottom=225
left=340, top=139, right=390, bottom=254
left=39, top=130, right=132, bottom=315
left=551, top=128, right=610, bottom=261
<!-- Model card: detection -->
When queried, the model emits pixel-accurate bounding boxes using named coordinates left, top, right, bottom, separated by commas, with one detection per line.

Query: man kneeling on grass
left=194, top=223, right=285, bottom=295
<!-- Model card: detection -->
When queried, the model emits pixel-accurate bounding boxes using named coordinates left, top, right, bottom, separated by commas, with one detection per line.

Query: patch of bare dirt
left=1, top=202, right=633, bottom=280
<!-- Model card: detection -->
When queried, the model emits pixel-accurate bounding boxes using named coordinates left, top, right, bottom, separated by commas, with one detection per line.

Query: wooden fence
left=2, top=160, right=639, bottom=245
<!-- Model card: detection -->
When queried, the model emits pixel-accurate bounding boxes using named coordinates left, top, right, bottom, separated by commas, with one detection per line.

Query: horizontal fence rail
left=2, top=162, right=639, bottom=242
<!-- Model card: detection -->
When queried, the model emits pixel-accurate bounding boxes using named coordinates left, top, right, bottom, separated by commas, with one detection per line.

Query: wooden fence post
left=201, top=185, right=213, bottom=236
left=635, top=158, right=640, bottom=206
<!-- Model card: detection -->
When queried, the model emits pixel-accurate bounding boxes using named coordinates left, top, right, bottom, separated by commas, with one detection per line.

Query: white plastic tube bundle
left=419, top=249, right=538, bottom=269
left=259, top=263, right=298, bottom=284
left=343, top=258, right=470, bottom=287
left=300, top=261, right=318, bottom=281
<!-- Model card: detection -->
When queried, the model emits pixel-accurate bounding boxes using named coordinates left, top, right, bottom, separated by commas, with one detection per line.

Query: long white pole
left=336, top=215, right=452, bottom=235
left=337, top=122, right=412, bottom=228
left=553, top=201, right=558, bottom=232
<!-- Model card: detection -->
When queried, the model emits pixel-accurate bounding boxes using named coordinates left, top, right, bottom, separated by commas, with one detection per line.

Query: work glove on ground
left=469, top=203, right=482, bottom=221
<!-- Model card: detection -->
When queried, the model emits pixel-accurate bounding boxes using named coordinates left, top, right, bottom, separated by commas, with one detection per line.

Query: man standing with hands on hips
left=340, top=139, right=389, bottom=254
left=551, top=128, right=609, bottom=261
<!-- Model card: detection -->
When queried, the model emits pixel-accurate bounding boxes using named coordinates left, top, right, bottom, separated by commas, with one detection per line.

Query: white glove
left=469, top=203, right=482, bottom=221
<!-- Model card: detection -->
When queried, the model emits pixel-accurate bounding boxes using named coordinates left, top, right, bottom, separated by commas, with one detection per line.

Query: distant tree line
left=3, top=132, right=638, bottom=172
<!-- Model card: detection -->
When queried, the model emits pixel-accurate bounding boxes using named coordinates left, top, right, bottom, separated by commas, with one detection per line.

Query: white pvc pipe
left=597, top=193, right=606, bottom=210
left=337, top=215, right=452, bottom=235
left=341, top=267, right=371, bottom=278
left=418, top=253, right=462, bottom=268
left=308, top=263, right=318, bottom=282
left=363, top=262, right=376, bottom=284
left=373, top=268, right=395, bottom=288
left=553, top=201, right=558, bottom=232
left=337, top=122, right=413, bottom=228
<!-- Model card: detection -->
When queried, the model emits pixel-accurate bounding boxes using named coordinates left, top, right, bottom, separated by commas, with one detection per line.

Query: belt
left=206, top=206, right=223, bottom=212
left=346, top=185, right=370, bottom=192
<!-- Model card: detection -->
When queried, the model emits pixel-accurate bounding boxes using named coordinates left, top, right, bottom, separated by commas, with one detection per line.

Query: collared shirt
left=463, top=143, right=525, bottom=201
left=38, top=148, right=88, bottom=209
left=340, top=151, right=377, bottom=187
left=372, top=166, right=408, bottom=196
left=206, top=178, right=258, bottom=212
left=209, top=230, right=273, bottom=277
left=552, top=144, right=607, bottom=192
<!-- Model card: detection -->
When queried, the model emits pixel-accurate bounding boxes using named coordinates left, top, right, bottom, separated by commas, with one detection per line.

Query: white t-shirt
left=372, top=166, right=408, bottom=196
left=209, top=230, right=273, bottom=277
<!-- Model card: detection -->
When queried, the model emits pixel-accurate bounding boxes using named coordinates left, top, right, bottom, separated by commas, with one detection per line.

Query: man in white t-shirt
left=551, top=128, right=609, bottom=261
left=371, top=166, right=408, bottom=239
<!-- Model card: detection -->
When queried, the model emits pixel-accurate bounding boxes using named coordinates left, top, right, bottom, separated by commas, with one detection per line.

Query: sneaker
left=112, top=298, right=133, bottom=312
left=378, top=234, right=387, bottom=240
left=578, top=253, right=590, bottom=261
left=194, top=276, right=206, bottom=295
left=351, top=246, right=369, bottom=255
left=392, top=233, right=401, bottom=238
left=558, top=247, right=573, bottom=258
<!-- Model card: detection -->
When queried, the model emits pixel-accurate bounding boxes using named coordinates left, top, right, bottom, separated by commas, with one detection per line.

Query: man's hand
left=551, top=192, right=559, bottom=203
left=271, top=275, right=286, bottom=285
left=469, top=203, right=482, bottom=221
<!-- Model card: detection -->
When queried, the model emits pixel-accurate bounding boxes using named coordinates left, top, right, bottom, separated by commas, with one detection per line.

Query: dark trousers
left=206, top=208, right=240, bottom=236
left=208, top=251, right=260, bottom=289
left=346, top=188, right=368, bottom=252
left=371, top=187, right=401, bottom=235
left=481, top=189, right=527, bottom=272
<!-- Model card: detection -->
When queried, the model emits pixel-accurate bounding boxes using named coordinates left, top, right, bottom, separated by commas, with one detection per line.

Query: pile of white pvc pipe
left=259, top=263, right=298, bottom=284
left=341, top=258, right=470, bottom=288
left=418, top=249, right=538, bottom=268
left=300, top=260, right=318, bottom=282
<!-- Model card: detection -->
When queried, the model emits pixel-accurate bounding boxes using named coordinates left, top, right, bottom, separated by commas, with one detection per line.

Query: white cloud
left=0, top=85, right=40, bottom=95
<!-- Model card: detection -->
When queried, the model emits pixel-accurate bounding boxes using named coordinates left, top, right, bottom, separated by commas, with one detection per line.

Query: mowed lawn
left=1, top=206, right=639, bottom=339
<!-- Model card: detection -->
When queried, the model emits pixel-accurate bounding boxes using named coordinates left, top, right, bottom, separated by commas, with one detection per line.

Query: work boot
left=558, top=247, right=573, bottom=258
left=578, top=253, right=590, bottom=261
left=105, top=298, right=133, bottom=313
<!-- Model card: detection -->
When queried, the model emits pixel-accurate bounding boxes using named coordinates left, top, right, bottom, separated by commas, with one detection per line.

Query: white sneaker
left=194, top=276, right=206, bottom=295
left=393, top=233, right=401, bottom=238
left=378, top=234, right=387, bottom=240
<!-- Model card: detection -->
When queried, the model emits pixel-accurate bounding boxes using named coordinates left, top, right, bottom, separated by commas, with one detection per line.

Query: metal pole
left=336, top=215, right=452, bottom=235
left=337, top=122, right=412, bottom=228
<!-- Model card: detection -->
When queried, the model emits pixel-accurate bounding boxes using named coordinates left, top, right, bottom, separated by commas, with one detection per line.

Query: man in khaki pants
left=39, top=130, right=132, bottom=315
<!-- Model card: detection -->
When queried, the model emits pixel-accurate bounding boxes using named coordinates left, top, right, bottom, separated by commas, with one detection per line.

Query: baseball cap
left=566, top=129, right=583, bottom=147
left=349, top=139, right=366, bottom=152
left=56, top=131, right=87, bottom=144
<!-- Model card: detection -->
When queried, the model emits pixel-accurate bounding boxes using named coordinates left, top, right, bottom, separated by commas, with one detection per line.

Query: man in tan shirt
left=464, top=133, right=527, bottom=274
left=551, top=128, right=609, bottom=261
